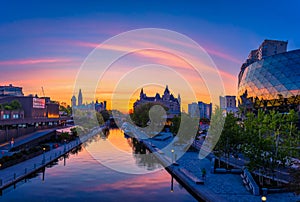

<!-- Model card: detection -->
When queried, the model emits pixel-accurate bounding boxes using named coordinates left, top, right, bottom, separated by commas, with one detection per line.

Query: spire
left=164, top=85, right=170, bottom=95
left=140, top=88, right=144, bottom=99
left=78, top=89, right=83, bottom=106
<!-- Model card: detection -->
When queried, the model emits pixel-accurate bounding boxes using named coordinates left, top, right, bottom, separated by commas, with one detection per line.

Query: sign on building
left=33, top=98, right=45, bottom=109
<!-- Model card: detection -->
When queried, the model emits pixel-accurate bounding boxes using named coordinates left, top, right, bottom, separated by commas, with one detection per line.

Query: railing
left=0, top=139, right=81, bottom=189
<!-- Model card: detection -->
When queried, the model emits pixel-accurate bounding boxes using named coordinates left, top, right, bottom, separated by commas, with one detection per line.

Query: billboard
left=33, top=98, right=45, bottom=109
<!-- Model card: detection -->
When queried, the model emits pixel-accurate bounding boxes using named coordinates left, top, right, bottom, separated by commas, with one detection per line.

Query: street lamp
left=170, top=177, right=174, bottom=192
left=171, top=149, right=174, bottom=163
left=64, top=139, right=66, bottom=152
left=261, top=196, right=267, bottom=202
left=42, top=147, right=46, bottom=164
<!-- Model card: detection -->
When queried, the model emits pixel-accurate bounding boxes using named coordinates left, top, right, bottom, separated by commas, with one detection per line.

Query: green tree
left=100, top=110, right=111, bottom=122
left=96, top=112, right=105, bottom=125
left=241, top=109, right=299, bottom=186
left=10, top=100, right=22, bottom=110
left=214, top=112, right=241, bottom=168
left=130, top=103, right=168, bottom=127
left=170, top=115, right=181, bottom=135
left=205, top=106, right=225, bottom=164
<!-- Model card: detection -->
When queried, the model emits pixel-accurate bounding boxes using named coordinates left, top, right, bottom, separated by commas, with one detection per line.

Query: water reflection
left=132, top=138, right=162, bottom=171
left=84, top=129, right=163, bottom=174
left=0, top=129, right=197, bottom=201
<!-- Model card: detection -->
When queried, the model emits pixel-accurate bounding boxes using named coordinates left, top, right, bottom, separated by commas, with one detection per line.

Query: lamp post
left=42, top=147, right=46, bottom=164
left=170, top=176, right=174, bottom=192
left=171, top=149, right=174, bottom=163
left=64, top=139, right=66, bottom=152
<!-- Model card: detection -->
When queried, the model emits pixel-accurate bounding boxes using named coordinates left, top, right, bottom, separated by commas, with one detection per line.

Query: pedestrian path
left=0, top=127, right=102, bottom=189
left=125, top=124, right=300, bottom=202
left=0, top=129, right=55, bottom=151
left=143, top=138, right=300, bottom=202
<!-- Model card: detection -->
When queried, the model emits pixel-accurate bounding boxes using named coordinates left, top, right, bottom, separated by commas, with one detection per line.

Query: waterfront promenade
left=0, top=129, right=56, bottom=152
left=0, top=127, right=101, bottom=189
left=127, top=125, right=300, bottom=202
left=143, top=138, right=299, bottom=202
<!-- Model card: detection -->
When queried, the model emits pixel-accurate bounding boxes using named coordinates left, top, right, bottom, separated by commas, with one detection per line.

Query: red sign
left=33, top=98, right=45, bottom=109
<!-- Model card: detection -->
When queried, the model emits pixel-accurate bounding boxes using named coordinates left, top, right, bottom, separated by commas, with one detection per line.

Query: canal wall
left=126, top=124, right=219, bottom=201
left=125, top=123, right=300, bottom=202
left=0, top=127, right=102, bottom=190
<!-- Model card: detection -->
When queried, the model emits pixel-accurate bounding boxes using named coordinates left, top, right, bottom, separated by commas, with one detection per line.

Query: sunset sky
left=1, top=1, right=300, bottom=112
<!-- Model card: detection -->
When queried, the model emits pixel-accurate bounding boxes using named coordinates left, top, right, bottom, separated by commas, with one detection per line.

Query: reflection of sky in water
left=86, top=129, right=163, bottom=174
left=1, top=129, right=196, bottom=202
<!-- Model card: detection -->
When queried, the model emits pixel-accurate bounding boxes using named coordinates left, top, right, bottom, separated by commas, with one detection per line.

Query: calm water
left=0, top=129, right=196, bottom=202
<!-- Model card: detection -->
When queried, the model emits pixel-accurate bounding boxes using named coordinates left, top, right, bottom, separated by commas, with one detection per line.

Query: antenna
left=41, top=87, right=45, bottom=97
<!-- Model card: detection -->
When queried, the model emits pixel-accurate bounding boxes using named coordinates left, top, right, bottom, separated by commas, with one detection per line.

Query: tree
left=96, top=112, right=105, bottom=125
left=241, top=109, right=299, bottom=186
left=213, top=112, right=241, bottom=168
left=10, top=100, right=22, bottom=110
left=59, top=104, right=72, bottom=116
left=205, top=106, right=225, bottom=163
left=170, top=115, right=181, bottom=135
left=130, top=103, right=168, bottom=127
left=100, top=110, right=110, bottom=122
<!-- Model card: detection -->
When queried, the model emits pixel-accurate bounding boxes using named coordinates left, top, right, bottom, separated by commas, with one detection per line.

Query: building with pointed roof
left=133, top=85, right=181, bottom=117
left=78, top=89, right=83, bottom=106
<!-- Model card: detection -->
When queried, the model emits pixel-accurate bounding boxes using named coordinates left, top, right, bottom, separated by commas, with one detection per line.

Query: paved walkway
left=144, top=138, right=300, bottom=202
left=125, top=124, right=300, bottom=202
left=0, top=129, right=56, bottom=151
left=0, top=127, right=101, bottom=189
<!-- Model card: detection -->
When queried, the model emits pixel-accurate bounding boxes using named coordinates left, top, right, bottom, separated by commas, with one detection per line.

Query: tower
left=140, top=88, right=145, bottom=99
left=71, top=95, right=76, bottom=107
left=78, top=89, right=83, bottom=106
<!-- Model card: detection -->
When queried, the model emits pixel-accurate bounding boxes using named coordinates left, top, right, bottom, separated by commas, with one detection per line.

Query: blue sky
left=0, top=0, right=299, bottom=109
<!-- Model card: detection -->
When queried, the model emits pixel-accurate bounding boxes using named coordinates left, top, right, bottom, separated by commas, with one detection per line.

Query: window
left=3, top=114, right=10, bottom=119
left=13, top=114, right=19, bottom=119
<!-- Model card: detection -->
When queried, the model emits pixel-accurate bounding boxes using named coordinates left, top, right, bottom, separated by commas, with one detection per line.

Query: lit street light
left=171, top=149, right=174, bottom=163
left=42, top=147, right=46, bottom=164
left=261, top=196, right=267, bottom=202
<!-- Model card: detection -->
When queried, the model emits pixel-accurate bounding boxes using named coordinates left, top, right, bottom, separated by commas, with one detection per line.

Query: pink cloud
left=205, top=47, right=242, bottom=64
left=0, top=58, right=72, bottom=66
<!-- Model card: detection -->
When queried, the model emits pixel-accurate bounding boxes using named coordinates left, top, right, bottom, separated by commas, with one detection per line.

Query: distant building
left=0, top=85, right=65, bottom=143
left=198, top=101, right=212, bottom=119
left=78, top=89, right=83, bottom=106
left=238, top=39, right=299, bottom=113
left=0, top=84, right=24, bottom=97
left=133, top=85, right=180, bottom=117
left=256, top=39, right=287, bottom=60
left=238, top=39, right=288, bottom=86
left=188, top=102, right=199, bottom=118
left=0, top=96, right=59, bottom=119
left=71, top=89, right=107, bottom=112
left=71, top=95, right=76, bottom=107
left=95, top=100, right=107, bottom=112
left=188, top=101, right=212, bottom=119
left=220, top=96, right=238, bottom=114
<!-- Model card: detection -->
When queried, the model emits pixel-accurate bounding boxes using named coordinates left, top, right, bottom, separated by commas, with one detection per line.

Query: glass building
left=238, top=41, right=300, bottom=112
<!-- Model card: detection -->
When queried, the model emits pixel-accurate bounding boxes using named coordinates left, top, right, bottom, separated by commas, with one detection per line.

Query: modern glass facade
left=238, top=49, right=300, bottom=111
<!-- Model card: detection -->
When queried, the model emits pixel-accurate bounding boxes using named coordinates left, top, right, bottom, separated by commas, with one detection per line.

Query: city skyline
left=1, top=1, right=300, bottom=113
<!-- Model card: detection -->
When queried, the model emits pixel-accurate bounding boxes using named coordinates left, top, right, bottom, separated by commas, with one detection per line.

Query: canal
left=0, top=129, right=197, bottom=201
